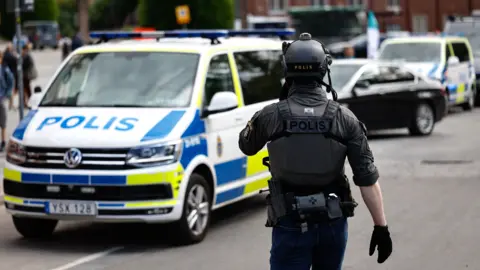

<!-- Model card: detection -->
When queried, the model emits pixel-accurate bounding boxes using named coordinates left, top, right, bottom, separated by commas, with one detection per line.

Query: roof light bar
left=90, top=28, right=296, bottom=41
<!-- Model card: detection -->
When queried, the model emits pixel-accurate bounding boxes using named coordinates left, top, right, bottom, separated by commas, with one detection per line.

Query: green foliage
left=57, top=0, right=77, bottom=37
left=24, top=0, right=60, bottom=21
left=1, top=0, right=60, bottom=39
left=90, top=0, right=138, bottom=30
left=138, top=0, right=234, bottom=30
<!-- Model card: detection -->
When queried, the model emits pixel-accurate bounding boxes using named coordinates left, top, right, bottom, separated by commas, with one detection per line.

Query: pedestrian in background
left=71, top=31, right=84, bottom=51
left=22, top=43, right=37, bottom=109
left=0, top=52, right=15, bottom=151
left=3, top=43, right=17, bottom=110
left=344, top=46, right=355, bottom=58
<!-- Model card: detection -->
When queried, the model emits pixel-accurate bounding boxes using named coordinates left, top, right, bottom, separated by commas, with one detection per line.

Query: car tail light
left=34, top=34, right=38, bottom=41
left=57, top=33, right=61, bottom=40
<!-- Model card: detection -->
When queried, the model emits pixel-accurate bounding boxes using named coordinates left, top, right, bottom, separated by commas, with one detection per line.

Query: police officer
left=238, top=33, right=392, bottom=270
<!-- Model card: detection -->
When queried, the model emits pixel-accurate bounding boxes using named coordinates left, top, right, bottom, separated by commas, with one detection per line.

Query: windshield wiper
left=40, top=103, right=78, bottom=107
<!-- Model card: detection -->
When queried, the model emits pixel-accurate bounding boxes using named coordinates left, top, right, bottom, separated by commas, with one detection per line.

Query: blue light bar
left=227, top=28, right=296, bottom=37
left=89, top=31, right=144, bottom=39
left=89, top=28, right=296, bottom=42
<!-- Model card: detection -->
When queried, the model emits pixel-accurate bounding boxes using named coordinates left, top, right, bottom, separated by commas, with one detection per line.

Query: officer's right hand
left=369, top=225, right=392, bottom=263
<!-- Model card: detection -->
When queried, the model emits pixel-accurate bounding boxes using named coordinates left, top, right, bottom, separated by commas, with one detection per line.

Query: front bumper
left=2, top=162, right=185, bottom=223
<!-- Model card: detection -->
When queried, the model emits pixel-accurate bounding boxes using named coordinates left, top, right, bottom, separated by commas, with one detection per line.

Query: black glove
left=369, top=225, right=392, bottom=263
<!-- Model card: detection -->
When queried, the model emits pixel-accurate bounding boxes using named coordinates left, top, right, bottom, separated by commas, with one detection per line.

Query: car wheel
left=409, top=102, right=435, bottom=136
left=461, top=87, right=476, bottom=111
left=173, top=173, right=212, bottom=245
left=12, top=216, right=58, bottom=239
left=53, top=45, right=58, bottom=50
left=39, top=46, right=44, bottom=50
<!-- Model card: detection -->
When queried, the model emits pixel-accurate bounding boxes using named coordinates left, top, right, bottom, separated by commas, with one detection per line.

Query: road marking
left=49, top=246, right=124, bottom=270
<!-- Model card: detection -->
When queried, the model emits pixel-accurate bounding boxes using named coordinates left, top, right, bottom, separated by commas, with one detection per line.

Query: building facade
left=235, top=0, right=480, bottom=32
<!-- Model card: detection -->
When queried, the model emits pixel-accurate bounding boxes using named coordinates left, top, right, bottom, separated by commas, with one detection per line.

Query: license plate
left=46, top=201, right=97, bottom=216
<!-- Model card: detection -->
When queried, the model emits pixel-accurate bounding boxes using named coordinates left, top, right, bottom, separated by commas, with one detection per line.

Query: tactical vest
left=267, top=100, right=347, bottom=188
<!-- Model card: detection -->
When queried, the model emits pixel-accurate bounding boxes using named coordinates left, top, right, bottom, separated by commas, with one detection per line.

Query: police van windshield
left=378, top=42, right=441, bottom=62
left=327, top=64, right=363, bottom=90
left=40, top=52, right=200, bottom=107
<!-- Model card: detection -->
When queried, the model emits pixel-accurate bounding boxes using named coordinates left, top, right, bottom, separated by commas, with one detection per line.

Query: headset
left=281, top=33, right=337, bottom=101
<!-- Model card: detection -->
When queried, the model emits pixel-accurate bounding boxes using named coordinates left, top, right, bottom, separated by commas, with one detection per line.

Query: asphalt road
left=1, top=49, right=480, bottom=269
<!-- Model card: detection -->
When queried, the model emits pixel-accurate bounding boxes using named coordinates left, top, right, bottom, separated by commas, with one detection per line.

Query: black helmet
left=281, top=33, right=337, bottom=100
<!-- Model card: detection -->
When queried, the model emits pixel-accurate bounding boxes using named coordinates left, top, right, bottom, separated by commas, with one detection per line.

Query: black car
left=327, top=59, right=447, bottom=136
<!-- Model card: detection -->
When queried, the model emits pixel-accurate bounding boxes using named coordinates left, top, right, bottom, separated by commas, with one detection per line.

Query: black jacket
left=238, top=82, right=379, bottom=187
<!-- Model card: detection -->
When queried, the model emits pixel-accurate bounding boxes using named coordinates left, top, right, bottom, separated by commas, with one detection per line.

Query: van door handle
left=235, top=117, right=243, bottom=122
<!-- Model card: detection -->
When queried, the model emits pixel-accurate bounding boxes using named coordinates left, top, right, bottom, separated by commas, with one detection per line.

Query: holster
left=265, top=180, right=288, bottom=227
left=337, top=174, right=358, bottom=217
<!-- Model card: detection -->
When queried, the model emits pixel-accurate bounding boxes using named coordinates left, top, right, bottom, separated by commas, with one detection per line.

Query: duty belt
left=262, top=157, right=358, bottom=231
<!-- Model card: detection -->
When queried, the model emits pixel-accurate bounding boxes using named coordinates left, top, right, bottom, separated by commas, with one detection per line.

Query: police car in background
left=377, top=34, right=476, bottom=111
left=327, top=59, right=447, bottom=136
left=3, top=29, right=290, bottom=244
left=444, top=15, right=480, bottom=106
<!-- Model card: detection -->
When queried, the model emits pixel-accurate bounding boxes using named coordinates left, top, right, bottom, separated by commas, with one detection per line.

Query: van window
left=378, top=42, right=441, bottom=62
left=204, top=54, right=235, bottom=106
left=451, top=42, right=470, bottom=62
left=234, top=50, right=283, bottom=105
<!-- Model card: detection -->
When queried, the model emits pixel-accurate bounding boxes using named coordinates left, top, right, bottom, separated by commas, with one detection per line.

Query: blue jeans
left=270, top=216, right=348, bottom=270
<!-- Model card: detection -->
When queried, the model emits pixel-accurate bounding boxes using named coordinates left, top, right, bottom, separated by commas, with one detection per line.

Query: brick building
left=235, top=0, right=480, bottom=32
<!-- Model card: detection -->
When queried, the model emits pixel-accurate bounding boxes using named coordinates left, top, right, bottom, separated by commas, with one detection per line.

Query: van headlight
left=126, top=141, right=182, bottom=167
left=6, top=140, right=26, bottom=165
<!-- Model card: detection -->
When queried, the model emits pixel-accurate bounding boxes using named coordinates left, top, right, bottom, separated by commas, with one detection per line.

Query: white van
left=3, top=29, right=292, bottom=244
left=378, top=35, right=476, bottom=110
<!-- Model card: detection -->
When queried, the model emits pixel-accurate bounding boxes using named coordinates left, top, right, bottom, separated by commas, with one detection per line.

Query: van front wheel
left=12, top=216, right=57, bottom=239
left=173, top=173, right=212, bottom=245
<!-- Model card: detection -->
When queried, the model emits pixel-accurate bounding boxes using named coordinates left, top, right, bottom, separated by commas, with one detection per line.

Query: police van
left=377, top=34, right=476, bottom=111
left=3, top=29, right=292, bottom=244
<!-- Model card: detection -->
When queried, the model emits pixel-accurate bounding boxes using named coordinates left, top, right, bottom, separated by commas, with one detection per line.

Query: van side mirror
left=34, top=86, right=42, bottom=93
left=202, top=91, right=238, bottom=117
left=354, top=80, right=370, bottom=89
left=447, top=56, right=460, bottom=66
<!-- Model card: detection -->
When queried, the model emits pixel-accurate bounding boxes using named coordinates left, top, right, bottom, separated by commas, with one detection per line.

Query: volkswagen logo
left=64, top=148, right=82, bottom=168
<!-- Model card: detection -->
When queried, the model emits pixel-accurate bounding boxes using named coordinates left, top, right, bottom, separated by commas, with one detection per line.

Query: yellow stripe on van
left=456, top=83, right=465, bottom=103
left=246, top=149, right=269, bottom=177
left=126, top=164, right=183, bottom=198
left=4, top=168, right=21, bottom=182
left=124, top=199, right=177, bottom=208
left=243, top=176, right=269, bottom=194
left=3, top=195, right=23, bottom=204
left=228, top=53, right=244, bottom=107
left=75, top=47, right=200, bottom=54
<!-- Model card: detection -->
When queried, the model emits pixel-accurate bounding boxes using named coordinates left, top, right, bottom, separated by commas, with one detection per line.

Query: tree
left=57, top=0, right=77, bottom=37
left=89, top=0, right=138, bottom=30
left=138, top=0, right=234, bottom=30
left=24, top=0, right=60, bottom=21
left=77, top=0, right=89, bottom=41
left=0, top=0, right=60, bottom=39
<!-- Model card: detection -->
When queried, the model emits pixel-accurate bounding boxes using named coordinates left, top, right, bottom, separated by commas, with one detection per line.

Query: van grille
left=22, top=146, right=131, bottom=170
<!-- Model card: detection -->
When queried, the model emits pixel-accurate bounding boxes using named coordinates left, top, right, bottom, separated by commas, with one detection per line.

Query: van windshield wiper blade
left=40, top=103, right=78, bottom=107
